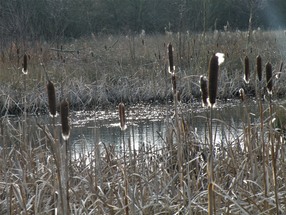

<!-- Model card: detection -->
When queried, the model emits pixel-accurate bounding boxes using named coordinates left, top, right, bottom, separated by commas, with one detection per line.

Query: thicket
left=1, top=0, right=286, bottom=43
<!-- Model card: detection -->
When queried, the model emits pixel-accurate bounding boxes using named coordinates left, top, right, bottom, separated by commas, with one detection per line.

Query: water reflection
left=71, top=103, right=247, bottom=153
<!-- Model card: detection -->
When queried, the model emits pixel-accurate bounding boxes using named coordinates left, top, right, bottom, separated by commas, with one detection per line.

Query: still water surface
left=68, top=102, right=248, bottom=153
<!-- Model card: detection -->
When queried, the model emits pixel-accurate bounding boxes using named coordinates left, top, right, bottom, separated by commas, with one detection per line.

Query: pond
left=68, top=101, right=249, bottom=154
left=5, top=101, right=257, bottom=155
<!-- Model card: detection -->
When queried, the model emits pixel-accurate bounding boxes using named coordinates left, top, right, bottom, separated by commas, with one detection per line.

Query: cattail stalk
left=244, top=56, right=250, bottom=84
left=200, top=76, right=208, bottom=107
left=119, top=102, right=129, bottom=215
left=47, top=80, right=57, bottom=117
left=207, top=54, right=219, bottom=215
left=60, top=99, right=70, bottom=214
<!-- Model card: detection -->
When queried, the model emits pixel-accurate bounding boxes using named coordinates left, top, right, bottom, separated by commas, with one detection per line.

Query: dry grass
left=0, top=30, right=286, bottom=214
left=0, top=30, right=286, bottom=114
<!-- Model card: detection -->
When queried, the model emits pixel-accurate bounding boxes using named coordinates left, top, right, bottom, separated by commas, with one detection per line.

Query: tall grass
left=0, top=30, right=286, bottom=214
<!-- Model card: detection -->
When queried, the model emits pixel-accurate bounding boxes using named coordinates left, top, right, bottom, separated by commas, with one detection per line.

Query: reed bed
left=1, top=30, right=286, bottom=214
left=0, top=30, right=286, bottom=114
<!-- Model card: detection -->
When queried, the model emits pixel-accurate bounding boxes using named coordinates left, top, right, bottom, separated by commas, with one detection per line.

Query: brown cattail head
left=168, top=43, right=174, bottom=73
left=239, top=88, right=245, bottom=102
left=244, top=56, right=250, bottom=84
left=256, top=55, right=262, bottom=81
left=266, top=62, right=273, bottom=94
left=276, top=61, right=283, bottom=79
left=119, top=102, right=126, bottom=130
left=60, top=100, right=70, bottom=140
left=22, top=53, right=28, bottom=74
left=208, top=54, right=219, bottom=106
left=200, top=75, right=208, bottom=107
left=47, top=80, right=57, bottom=117
left=171, top=73, right=176, bottom=94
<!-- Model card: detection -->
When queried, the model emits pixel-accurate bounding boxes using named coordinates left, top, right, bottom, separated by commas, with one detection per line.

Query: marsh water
left=68, top=102, right=250, bottom=153
left=7, top=101, right=258, bottom=154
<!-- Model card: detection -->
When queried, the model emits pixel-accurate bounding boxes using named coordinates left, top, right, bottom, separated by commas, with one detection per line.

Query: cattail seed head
left=200, top=75, right=208, bottom=107
left=276, top=61, right=283, bottom=79
left=256, top=55, right=262, bottom=81
left=168, top=43, right=174, bottom=73
left=208, top=54, right=219, bottom=106
left=47, top=80, right=57, bottom=117
left=119, top=102, right=126, bottom=130
left=266, top=62, right=273, bottom=95
left=22, top=53, right=28, bottom=74
left=171, top=73, right=176, bottom=94
left=60, top=100, right=70, bottom=140
left=244, top=56, right=250, bottom=84
left=239, top=88, right=245, bottom=102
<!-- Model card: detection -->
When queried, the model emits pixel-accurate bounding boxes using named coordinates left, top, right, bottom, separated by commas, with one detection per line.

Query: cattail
left=200, top=75, right=208, bottom=107
left=266, top=62, right=273, bottom=95
left=171, top=73, right=176, bottom=94
left=119, top=102, right=126, bottom=130
left=276, top=61, right=283, bottom=79
left=239, top=88, right=245, bottom=102
left=168, top=43, right=174, bottom=73
left=22, top=53, right=28, bottom=74
left=60, top=100, right=70, bottom=140
left=47, top=80, right=57, bottom=117
left=256, top=55, right=262, bottom=81
left=244, top=56, right=250, bottom=84
left=208, top=54, right=219, bottom=106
